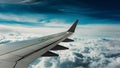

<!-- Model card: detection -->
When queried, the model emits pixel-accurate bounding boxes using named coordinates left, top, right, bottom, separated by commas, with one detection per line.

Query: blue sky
left=0, top=1, right=120, bottom=68
left=0, top=0, right=120, bottom=26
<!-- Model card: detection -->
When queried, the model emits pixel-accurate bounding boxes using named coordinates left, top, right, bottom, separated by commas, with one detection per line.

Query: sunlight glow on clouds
left=0, top=23, right=120, bottom=38
left=0, top=24, right=65, bottom=35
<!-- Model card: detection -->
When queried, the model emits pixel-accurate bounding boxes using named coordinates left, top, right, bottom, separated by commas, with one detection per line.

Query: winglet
left=67, top=19, right=78, bottom=32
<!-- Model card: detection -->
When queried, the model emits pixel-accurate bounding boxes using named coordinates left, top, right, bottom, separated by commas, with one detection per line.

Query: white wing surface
left=0, top=20, right=78, bottom=68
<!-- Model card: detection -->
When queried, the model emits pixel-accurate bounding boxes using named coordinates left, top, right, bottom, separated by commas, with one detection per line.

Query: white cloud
left=0, top=0, right=23, bottom=3
left=106, top=57, right=120, bottom=68
left=0, top=13, right=45, bottom=23
left=0, top=24, right=120, bottom=38
left=0, top=24, right=65, bottom=34
left=0, top=24, right=120, bottom=68
left=30, top=38, right=120, bottom=68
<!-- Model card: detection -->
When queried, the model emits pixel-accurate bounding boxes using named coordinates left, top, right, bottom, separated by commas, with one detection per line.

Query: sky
left=0, top=1, right=120, bottom=68
left=0, top=0, right=120, bottom=26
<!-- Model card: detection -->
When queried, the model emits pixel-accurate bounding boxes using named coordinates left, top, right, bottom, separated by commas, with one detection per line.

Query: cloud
left=0, top=24, right=120, bottom=38
left=107, top=57, right=120, bottom=68
left=0, top=13, right=77, bottom=27
left=0, top=24, right=66, bottom=35
left=0, top=23, right=120, bottom=68
left=20, top=0, right=45, bottom=4
left=0, top=13, right=76, bottom=27
left=0, top=0, right=23, bottom=3
left=29, top=38, right=120, bottom=68
left=0, top=13, right=44, bottom=24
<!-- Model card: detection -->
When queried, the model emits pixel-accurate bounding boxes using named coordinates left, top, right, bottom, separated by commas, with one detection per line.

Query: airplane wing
left=0, top=20, right=78, bottom=68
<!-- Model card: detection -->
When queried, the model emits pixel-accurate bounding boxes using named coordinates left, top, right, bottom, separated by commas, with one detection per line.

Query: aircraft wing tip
left=67, top=19, right=78, bottom=32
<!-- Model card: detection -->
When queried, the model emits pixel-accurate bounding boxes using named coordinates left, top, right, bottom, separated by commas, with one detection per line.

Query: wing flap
left=62, top=38, right=74, bottom=42
left=41, top=51, right=58, bottom=57
left=51, top=45, right=68, bottom=50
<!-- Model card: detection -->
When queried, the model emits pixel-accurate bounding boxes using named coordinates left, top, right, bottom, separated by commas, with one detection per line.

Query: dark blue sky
left=0, top=0, right=120, bottom=25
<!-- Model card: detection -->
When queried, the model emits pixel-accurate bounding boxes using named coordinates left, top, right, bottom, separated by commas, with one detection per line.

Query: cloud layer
left=1, top=31, right=120, bottom=68
left=30, top=37, right=120, bottom=68
left=0, top=24, right=120, bottom=68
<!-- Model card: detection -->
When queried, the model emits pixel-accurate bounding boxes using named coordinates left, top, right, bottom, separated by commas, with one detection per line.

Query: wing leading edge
left=0, top=19, right=78, bottom=68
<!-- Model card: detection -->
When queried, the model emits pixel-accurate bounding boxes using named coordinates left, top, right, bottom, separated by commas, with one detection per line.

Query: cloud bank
left=30, top=38, right=120, bottom=68
left=0, top=23, right=120, bottom=68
